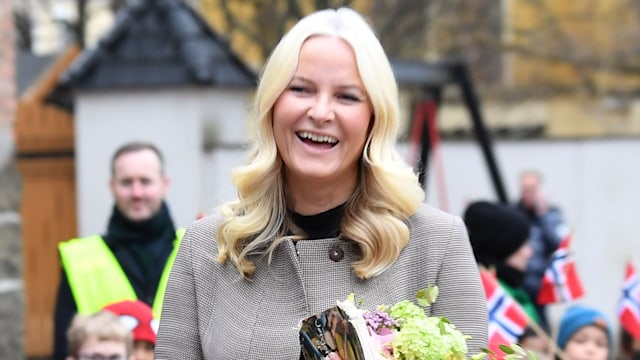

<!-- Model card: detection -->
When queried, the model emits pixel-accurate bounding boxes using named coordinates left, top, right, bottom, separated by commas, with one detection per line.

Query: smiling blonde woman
left=156, top=7, right=487, bottom=359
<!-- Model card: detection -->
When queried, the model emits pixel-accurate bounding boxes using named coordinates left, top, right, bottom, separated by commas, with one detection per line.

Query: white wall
left=201, top=148, right=247, bottom=214
left=75, top=87, right=250, bottom=235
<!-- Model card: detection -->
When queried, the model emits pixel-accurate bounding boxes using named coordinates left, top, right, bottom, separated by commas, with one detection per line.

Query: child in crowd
left=557, top=305, right=612, bottom=360
left=66, top=311, right=132, bottom=360
left=464, top=201, right=539, bottom=323
left=519, top=327, right=552, bottom=360
left=103, top=300, right=157, bottom=360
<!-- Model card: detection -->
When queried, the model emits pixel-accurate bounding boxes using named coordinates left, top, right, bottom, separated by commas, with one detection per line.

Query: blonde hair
left=217, top=7, right=424, bottom=279
left=66, top=311, right=133, bottom=356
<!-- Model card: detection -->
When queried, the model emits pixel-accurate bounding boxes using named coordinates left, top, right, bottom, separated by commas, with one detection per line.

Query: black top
left=288, top=203, right=345, bottom=239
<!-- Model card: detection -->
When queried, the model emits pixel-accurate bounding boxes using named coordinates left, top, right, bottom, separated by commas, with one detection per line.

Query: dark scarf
left=476, top=254, right=526, bottom=289
left=495, top=262, right=526, bottom=288
left=104, top=202, right=176, bottom=286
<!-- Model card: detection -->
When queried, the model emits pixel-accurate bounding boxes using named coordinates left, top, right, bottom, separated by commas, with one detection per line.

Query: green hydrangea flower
left=385, top=300, right=427, bottom=326
left=342, top=286, right=536, bottom=360
left=390, top=316, right=468, bottom=360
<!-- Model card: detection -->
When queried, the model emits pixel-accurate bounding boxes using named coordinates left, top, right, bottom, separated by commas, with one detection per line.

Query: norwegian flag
left=537, top=233, right=585, bottom=304
left=618, top=262, right=640, bottom=340
left=480, top=270, right=529, bottom=356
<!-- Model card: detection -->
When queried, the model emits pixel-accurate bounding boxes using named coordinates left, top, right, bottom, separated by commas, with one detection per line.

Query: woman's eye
left=337, top=93, right=360, bottom=102
left=289, top=86, right=309, bottom=93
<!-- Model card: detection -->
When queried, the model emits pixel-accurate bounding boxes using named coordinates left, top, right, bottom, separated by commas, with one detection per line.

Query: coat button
left=329, top=245, right=344, bottom=262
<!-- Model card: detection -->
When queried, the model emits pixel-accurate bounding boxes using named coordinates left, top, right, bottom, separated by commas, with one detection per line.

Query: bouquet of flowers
left=299, top=286, right=535, bottom=360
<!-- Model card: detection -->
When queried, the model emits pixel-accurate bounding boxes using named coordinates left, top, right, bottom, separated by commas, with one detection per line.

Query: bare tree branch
left=198, top=0, right=640, bottom=95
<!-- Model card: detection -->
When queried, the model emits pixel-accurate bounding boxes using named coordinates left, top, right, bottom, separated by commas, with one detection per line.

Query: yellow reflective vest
left=58, top=229, right=185, bottom=318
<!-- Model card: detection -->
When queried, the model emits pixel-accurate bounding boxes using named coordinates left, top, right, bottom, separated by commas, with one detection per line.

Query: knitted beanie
left=103, top=300, right=158, bottom=346
left=557, top=305, right=612, bottom=350
left=463, top=201, right=531, bottom=263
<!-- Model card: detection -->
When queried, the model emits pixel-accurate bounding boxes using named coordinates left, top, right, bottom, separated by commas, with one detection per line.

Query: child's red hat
left=103, top=300, right=157, bottom=345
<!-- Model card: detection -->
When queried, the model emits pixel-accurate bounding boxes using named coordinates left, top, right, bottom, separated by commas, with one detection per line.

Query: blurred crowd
left=464, top=170, right=640, bottom=360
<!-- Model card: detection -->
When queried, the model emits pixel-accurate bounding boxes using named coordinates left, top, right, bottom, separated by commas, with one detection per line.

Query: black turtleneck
left=288, top=203, right=345, bottom=239
left=52, top=201, right=176, bottom=360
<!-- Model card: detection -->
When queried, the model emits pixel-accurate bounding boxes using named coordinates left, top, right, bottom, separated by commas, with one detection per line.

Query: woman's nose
left=307, top=95, right=335, bottom=122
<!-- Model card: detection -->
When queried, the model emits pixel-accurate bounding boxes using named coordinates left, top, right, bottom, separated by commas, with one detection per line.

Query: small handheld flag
left=537, top=233, right=585, bottom=304
left=480, top=269, right=529, bottom=356
left=618, top=261, right=640, bottom=340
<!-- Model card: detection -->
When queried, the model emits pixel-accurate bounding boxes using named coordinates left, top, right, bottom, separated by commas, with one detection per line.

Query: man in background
left=53, top=142, right=183, bottom=359
left=515, top=169, right=567, bottom=330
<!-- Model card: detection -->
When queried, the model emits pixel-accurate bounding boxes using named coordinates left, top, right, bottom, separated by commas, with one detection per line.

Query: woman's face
left=273, top=36, right=372, bottom=190
left=564, top=325, right=609, bottom=360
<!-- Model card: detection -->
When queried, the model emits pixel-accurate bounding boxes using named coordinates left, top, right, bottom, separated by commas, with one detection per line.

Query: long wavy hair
left=217, top=7, right=425, bottom=279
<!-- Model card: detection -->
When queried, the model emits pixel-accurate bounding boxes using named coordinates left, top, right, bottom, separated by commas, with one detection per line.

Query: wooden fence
left=15, top=45, right=79, bottom=358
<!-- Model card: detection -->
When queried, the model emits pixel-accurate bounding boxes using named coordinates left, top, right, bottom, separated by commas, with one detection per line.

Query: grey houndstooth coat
left=155, top=203, right=488, bottom=359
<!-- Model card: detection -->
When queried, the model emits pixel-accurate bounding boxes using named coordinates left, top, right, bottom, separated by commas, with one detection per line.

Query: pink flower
left=368, top=328, right=396, bottom=359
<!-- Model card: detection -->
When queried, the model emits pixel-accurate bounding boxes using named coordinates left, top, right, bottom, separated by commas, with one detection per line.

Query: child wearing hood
left=557, top=305, right=612, bottom=360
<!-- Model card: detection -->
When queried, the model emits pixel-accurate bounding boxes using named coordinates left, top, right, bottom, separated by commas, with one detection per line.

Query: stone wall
left=0, top=0, right=24, bottom=359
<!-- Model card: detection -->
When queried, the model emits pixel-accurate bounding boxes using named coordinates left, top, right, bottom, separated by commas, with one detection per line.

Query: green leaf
left=508, top=344, right=524, bottom=355
left=346, top=293, right=355, bottom=303
left=499, top=344, right=515, bottom=354
left=438, top=320, right=446, bottom=335
left=416, top=285, right=439, bottom=307
left=480, top=348, right=494, bottom=355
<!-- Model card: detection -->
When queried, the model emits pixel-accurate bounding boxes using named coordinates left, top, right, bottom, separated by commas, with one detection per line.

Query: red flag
left=618, top=262, right=640, bottom=340
left=537, top=233, right=585, bottom=304
left=480, top=269, right=529, bottom=358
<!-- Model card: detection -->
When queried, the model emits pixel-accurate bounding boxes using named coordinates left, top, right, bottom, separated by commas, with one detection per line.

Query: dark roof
left=58, top=0, right=256, bottom=92
left=16, top=51, right=56, bottom=97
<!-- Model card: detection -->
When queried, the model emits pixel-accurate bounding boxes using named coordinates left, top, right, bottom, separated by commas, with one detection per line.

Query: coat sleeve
left=430, top=216, right=488, bottom=356
left=155, top=224, right=205, bottom=359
